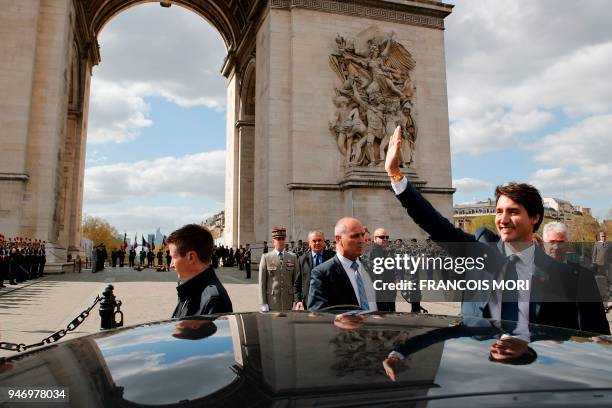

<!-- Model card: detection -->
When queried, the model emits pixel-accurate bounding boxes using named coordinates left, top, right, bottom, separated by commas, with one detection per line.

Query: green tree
left=466, top=215, right=496, bottom=234
left=82, top=215, right=123, bottom=251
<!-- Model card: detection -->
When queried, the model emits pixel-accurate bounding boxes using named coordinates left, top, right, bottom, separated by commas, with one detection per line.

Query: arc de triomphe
left=0, top=0, right=454, bottom=264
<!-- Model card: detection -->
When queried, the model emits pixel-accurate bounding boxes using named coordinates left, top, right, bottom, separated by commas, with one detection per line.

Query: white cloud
left=452, top=177, right=492, bottom=194
left=88, top=2, right=227, bottom=144
left=88, top=79, right=153, bottom=144
left=446, top=0, right=612, bottom=154
left=84, top=150, right=226, bottom=204
left=450, top=109, right=553, bottom=155
left=502, top=41, right=612, bottom=117
left=528, top=114, right=612, bottom=202
left=531, top=114, right=612, bottom=167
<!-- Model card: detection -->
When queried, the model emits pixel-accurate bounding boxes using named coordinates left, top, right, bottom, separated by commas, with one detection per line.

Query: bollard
left=99, top=284, right=124, bottom=330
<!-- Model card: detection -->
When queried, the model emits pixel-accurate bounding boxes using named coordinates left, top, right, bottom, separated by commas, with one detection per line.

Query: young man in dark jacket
left=168, top=224, right=233, bottom=318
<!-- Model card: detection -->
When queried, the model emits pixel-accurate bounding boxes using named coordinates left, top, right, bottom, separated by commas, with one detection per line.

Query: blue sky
left=83, top=1, right=612, bottom=239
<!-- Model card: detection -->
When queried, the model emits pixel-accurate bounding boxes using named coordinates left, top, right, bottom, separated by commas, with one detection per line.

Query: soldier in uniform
left=157, top=249, right=164, bottom=266
left=111, top=249, right=118, bottom=268
left=166, top=248, right=171, bottom=268
left=119, top=248, right=126, bottom=267
left=147, top=249, right=154, bottom=268
left=139, top=248, right=146, bottom=266
left=244, top=243, right=252, bottom=279
left=259, top=228, right=298, bottom=311
left=128, top=248, right=136, bottom=267
left=38, top=242, right=46, bottom=277
left=11, top=245, right=24, bottom=282
left=0, top=239, right=7, bottom=287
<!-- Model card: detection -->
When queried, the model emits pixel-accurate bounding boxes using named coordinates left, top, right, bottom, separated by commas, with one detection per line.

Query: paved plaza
left=2, top=267, right=609, bottom=358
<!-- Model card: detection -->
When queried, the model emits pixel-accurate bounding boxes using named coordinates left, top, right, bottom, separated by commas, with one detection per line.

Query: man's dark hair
left=172, top=319, right=217, bottom=340
left=166, top=224, right=213, bottom=263
left=494, top=182, right=544, bottom=232
left=489, top=347, right=537, bottom=366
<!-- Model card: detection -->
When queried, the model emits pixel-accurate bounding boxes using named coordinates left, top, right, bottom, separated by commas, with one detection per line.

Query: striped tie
left=351, top=261, right=369, bottom=311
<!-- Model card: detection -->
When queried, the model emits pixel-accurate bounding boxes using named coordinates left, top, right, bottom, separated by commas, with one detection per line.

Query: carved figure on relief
left=329, top=27, right=417, bottom=167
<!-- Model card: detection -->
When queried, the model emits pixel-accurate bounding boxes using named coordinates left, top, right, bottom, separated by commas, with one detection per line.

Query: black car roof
left=1, top=312, right=611, bottom=407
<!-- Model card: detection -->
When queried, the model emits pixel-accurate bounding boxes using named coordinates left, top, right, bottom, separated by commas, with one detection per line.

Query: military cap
left=271, top=228, right=287, bottom=239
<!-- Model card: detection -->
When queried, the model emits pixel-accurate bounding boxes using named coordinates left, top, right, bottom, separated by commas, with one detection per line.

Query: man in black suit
left=384, top=126, right=579, bottom=331
left=294, top=230, right=334, bottom=310
left=542, top=222, right=609, bottom=334
left=307, top=217, right=395, bottom=312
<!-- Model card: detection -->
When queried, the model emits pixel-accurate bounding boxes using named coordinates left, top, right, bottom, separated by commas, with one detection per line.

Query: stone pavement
left=2, top=266, right=609, bottom=358
left=0, top=265, right=259, bottom=357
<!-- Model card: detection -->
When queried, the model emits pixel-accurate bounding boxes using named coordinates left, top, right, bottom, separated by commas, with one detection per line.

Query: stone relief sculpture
left=329, top=28, right=417, bottom=167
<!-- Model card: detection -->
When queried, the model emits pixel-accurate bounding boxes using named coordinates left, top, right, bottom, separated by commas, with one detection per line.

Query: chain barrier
left=0, top=295, right=102, bottom=353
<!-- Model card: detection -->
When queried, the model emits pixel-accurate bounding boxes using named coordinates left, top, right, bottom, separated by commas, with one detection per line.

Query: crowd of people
left=0, top=235, right=46, bottom=287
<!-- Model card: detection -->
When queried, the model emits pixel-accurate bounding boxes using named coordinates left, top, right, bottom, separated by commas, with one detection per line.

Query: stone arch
left=240, top=58, right=256, bottom=119
left=74, top=0, right=261, bottom=251
left=83, top=0, right=253, bottom=61
left=0, top=0, right=455, bottom=266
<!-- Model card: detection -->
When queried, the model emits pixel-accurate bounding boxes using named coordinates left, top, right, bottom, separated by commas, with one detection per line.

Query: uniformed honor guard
left=259, top=228, right=298, bottom=311
left=244, top=244, right=252, bottom=279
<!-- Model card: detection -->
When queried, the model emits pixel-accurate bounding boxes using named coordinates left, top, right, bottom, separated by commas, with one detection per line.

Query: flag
left=151, top=238, right=155, bottom=251
left=134, top=233, right=138, bottom=250
left=123, top=233, right=128, bottom=249
left=142, top=235, right=148, bottom=248
left=162, top=235, right=167, bottom=248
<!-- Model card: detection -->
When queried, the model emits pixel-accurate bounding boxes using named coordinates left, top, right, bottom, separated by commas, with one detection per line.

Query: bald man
left=307, top=217, right=395, bottom=312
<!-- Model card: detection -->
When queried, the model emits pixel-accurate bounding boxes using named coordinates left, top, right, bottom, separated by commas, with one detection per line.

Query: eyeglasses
left=375, top=235, right=389, bottom=240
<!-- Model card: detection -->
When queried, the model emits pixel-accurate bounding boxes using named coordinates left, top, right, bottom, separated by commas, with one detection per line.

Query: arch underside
left=80, top=0, right=259, bottom=65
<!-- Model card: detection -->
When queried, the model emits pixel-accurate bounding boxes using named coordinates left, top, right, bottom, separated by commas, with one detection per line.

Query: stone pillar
left=237, top=121, right=255, bottom=245
left=224, top=73, right=240, bottom=247
left=254, top=9, right=293, bottom=242
left=0, top=0, right=41, bottom=236
left=22, top=0, right=74, bottom=262
left=58, top=47, right=92, bottom=258
left=0, top=0, right=75, bottom=263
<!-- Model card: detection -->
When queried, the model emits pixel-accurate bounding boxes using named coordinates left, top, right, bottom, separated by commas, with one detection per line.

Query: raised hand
left=385, top=125, right=402, bottom=178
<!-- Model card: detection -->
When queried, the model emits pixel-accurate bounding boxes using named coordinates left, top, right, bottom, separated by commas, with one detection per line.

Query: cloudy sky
left=84, top=0, right=612, bottom=240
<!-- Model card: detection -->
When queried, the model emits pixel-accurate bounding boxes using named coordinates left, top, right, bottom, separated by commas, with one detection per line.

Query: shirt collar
left=337, top=253, right=360, bottom=270
left=503, top=242, right=535, bottom=265
left=274, top=248, right=283, bottom=256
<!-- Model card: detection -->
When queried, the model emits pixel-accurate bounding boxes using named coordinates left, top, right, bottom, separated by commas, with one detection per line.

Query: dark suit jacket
left=294, top=249, right=334, bottom=306
left=394, top=180, right=580, bottom=331
left=307, top=255, right=395, bottom=312
left=567, top=260, right=610, bottom=334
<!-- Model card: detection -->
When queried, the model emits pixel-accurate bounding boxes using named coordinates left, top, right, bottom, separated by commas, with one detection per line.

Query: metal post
left=100, top=284, right=119, bottom=330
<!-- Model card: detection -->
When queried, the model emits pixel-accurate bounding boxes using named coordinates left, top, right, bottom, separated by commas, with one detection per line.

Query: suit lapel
left=332, top=256, right=358, bottom=305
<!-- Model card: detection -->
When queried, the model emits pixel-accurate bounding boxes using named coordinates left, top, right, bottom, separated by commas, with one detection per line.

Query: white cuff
left=501, top=333, right=531, bottom=343
left=388, top=351, right=405, bottom=360
left=261, top=304, right=270, bottom=312
left=391, top=177, right=408, bottom=195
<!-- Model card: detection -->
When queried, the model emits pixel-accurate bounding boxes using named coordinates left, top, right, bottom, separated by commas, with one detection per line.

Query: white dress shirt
left=487, top=244, right=534, bottom=339
left=336, top=253, right=378, bottom=311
